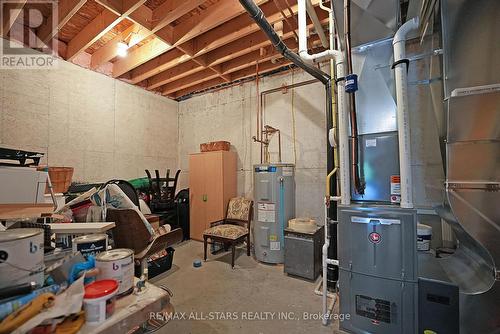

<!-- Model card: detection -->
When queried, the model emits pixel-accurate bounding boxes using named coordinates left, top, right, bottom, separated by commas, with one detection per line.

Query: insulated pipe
left=393, top=17, right=419, bottom=209
left=305, top=0, right=329, bottom=48
left=239, top=0, right=330, bottom=85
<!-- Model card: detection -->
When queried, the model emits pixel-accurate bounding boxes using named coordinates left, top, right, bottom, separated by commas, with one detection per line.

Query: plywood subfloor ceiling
left=2, top=0, right=327, bottom=100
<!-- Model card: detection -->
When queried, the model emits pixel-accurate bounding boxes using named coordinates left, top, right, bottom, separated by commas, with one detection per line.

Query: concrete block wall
left=0, top=59, right=178, bottom=183
left=178, top=67, right=329, bottom=223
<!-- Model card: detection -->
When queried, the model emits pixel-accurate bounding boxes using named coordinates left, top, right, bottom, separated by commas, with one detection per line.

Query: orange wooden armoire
left=189, top=151, right=237, bottom=240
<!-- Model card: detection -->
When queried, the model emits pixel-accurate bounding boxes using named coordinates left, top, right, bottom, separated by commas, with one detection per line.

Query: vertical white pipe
left=393, top=17, right=419, bottom=209
left=298, top=0, right=308, bottom=55
left=305, top=0, right=329, bottom=48
left=336, top=58, right=351, bottom=206
left=322, top=202, right=329, bottom=325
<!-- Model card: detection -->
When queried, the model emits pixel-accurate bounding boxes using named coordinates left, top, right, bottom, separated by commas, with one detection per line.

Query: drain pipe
left=393, top=17, right=419, bottom=209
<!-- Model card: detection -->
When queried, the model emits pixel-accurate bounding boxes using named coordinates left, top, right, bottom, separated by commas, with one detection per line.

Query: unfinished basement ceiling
left=2, top=0, right=327, bottom=100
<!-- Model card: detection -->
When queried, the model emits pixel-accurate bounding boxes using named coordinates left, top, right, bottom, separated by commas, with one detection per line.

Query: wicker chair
left=203, top=197, right=253, bottom=268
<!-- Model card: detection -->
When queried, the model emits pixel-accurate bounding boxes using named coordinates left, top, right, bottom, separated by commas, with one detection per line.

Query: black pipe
left=238, top=0, right=330, bottom=84
left=343, top=0, right=363, bottom=195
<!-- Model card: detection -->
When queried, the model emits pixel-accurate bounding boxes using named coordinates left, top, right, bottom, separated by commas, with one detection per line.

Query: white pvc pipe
left=393, top=17, right=419, bottom=209
left=305, top=0, right=329, bottom=48
left=322, top=202, right=330, bottom=325
left=335, top=58, right=351, bottom=206
left=298, top=0, right=342, bottom=63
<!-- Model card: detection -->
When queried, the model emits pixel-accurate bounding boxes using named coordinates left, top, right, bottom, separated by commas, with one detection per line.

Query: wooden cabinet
left=189, top=151, right=237, bottom=241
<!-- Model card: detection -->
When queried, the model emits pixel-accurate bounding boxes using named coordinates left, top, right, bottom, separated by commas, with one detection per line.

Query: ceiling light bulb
left=117, top=41, right=128, bottom=57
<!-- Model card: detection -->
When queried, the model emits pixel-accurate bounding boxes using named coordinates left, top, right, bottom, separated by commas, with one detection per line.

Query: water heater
left=253, top=164, right=295, bottom=263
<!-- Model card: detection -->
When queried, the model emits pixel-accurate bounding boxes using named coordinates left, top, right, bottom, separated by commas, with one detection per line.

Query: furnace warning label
left=257, top=203, right=275, bottom=223
left=390, top=175, right=401, bottom=203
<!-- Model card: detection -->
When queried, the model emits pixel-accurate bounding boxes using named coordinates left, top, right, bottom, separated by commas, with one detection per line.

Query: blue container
left=345, top=74, right=358, bottom=93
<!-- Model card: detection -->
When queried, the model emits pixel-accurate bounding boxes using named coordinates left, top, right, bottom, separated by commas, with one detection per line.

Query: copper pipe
left=343, top=0, right=363, bottom=195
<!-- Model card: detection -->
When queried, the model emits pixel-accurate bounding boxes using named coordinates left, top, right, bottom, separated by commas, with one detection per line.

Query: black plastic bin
left=135, top=247, right=175, bottom=279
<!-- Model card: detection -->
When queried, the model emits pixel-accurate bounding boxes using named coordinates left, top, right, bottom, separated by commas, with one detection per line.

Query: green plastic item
left=128, top=177, right=149, bottom=190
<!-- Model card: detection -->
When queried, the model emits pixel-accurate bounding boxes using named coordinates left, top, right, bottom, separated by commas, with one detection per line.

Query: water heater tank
left=253, top=164, right=295, bottom=263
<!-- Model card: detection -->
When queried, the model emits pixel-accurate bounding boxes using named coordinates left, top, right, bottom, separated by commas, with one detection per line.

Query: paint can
left=95, top=249, right=134, bottom=297
left=72, top=234, right=108, bottom=259
left=0, top=228, right=44, bottom=289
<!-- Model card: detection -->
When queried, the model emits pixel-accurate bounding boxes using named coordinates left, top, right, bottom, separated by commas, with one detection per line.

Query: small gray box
left=284, top=226, right=323, bottom=280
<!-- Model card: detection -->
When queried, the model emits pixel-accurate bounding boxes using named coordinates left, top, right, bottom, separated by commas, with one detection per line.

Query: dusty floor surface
left=151, top=240, right=346, bottom=334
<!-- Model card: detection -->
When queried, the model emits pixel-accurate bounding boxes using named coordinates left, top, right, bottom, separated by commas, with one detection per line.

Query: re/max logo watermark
left=0, top=0, right=58, bottom=69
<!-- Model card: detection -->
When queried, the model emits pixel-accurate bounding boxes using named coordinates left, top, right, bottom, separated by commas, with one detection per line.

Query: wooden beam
left=96, top=0, right=152, bottom=30
left=147, top=60, right=204, bottom=89
left=112, top=37, right=171, bottom=77
left=127, top=1, right=321, bottom=84
left=204, top=10, right=327, bottom=67
left=126, top=48, right=187, bottom=83
left=229, top=59, right=291, bottom=81
left=90, top=23, right=150, bottom=69
left=126, top=5, right=153, bottom=30
left=1, top=0, right=27, bottom=37
left=172, top=59, right=294, bottom=99
left=95, top=0, right=146, bottom=17
left=152, top=0, right=205, bottom=32
left=66, top=9, right=120, bottom=61
left=155, top=0, right=267, bottom=46
left=162, top=68, right=219, bottom=95
left=37, top=0, right=87, bottom=43
left=173, top=77, right=226, bottom=98
left=190, top=0, right=298, bottom=57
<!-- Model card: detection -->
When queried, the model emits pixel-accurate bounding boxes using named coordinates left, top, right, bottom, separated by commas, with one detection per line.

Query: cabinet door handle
left=202, top=194, right=207, bottom=202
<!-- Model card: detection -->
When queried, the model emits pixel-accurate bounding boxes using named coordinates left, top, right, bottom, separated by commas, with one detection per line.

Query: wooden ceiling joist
left=112, top=37, right=171, bottom=77
left=37, top=0, right=87, bottom=43
left=66, top=9, right=121, bottom=61
left=164, top=0, right=267, bottom=47
left=172, top=77, right=227, bottom=99
left=203, top=11, right=327, bottom=67
left=147, top=12, right=325, bottom=95
left=126, top=1, right=324, bottom=86
left=90, top=23, right=148, bottom=69
left=1, top=0, right=27, bottom=37
left=147, top=60, right=203, bottom=89
left=162, top=68, right=220, bottom=95
left=152, top=0, right=206, bottom=32
left=190, top=0, right=302, bottom=58
left=171, top=58, right=294, bottom=99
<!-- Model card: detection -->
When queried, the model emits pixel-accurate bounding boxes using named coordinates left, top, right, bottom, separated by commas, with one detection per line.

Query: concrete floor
left=152, top=240, right=344, bottom=334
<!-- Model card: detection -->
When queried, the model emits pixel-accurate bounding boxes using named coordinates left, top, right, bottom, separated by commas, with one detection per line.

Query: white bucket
left=72, top=234, right=108, bottom=259
left=417, top=223, right=432, bottom=251
left=83, top=279, right=118, bottom=325
left=0, top=228, right=44, bottom=289
left=95, top=249, right=134, bottom=296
